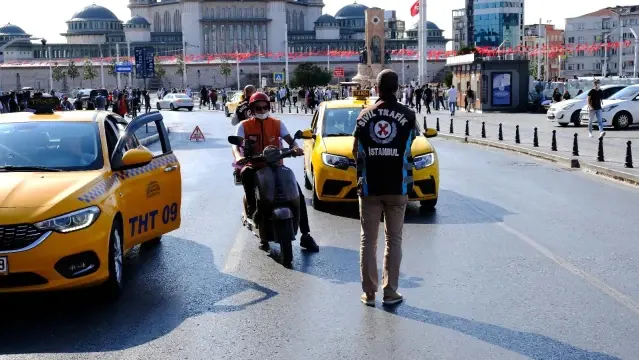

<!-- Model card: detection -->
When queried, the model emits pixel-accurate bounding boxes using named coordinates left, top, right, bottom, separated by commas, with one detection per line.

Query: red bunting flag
left=410, top=0, right=419, bottom=17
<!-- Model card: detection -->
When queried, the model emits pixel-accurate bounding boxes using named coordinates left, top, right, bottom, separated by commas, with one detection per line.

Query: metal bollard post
left=465, top=120, right=469, bottom=136
left=449, top=118, right=454, bottom=134
left=423, top=116, right=427, bottom=131
left=551, top=130, right=557, bottom=151
left=436, top=118, right=440, bottom=131
left=498, top=123, right=503, bottom=141
left=289, top=106, right=291, bottom=113
left=305, top=107, right=307, bottom=114
left=597, top=137, right=605, bottom=162
left=515, top=125, right=520, bottom=144
left=481, top=122, right=486, bottom=138
left=533, top=127, right=539, bottom=147
left=625, top=141, right=634, bottom=168
left=296, top=106, right=299, bottom=113
left=572, top=133, right=579, bottom=156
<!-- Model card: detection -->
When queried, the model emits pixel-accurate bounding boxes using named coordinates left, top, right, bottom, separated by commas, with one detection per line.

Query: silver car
left=156, top=93, right=194, bottom=111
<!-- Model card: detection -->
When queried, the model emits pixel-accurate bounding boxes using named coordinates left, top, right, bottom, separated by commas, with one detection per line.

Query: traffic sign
left=115, top=64, right=133, bottom=73
left=333, top=67, right=344, bottom=77
left=190, top=126, right=205, bottom=142
left=135, top=47, right=155, bottom=79
left=273, top=72, right=284, bottom=83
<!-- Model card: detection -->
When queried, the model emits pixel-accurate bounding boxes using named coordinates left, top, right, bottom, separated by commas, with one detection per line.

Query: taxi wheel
left=188, top=107, right=193, bottom=112
left=420, top=198, right=438, bottom=211
left=156, top=103, right=161, bottom=110
left=571, top=111, right=581, bottom=127
left=100, top=219, right=125, bottom=299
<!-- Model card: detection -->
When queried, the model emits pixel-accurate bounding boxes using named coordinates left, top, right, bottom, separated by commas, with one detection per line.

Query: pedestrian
left=447, top=85, right=457, bottom=116
left=352, top=69, right=416, bottom=307
left=587, top=79, right=605, bottom=138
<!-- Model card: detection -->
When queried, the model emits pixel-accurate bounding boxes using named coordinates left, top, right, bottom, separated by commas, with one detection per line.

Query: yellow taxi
left=299, top=90, right=439, bottom=211
left=0, top=96, right=182, bottom=297
left=224, top=91, right=243, bottom=117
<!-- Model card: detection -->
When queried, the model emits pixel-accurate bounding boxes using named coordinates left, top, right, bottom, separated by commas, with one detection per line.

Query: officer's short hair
left=244, top=85, right=256, bottom=96
left=377, top=69, right=399, bottom=94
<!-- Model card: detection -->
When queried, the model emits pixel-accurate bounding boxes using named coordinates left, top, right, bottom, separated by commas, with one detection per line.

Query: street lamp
left=41, top=38, right=52, bottom=92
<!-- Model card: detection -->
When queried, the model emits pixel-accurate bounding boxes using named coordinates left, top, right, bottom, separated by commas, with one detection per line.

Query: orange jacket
left=241, top=117, right=282, bottom=154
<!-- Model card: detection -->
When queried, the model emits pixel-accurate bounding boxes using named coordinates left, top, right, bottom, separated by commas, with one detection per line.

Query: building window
left=174, top=10, right=181, bottom=32
left=164, top=11, right=171, bottom=32
left=211, top=25, right=217, bottom=53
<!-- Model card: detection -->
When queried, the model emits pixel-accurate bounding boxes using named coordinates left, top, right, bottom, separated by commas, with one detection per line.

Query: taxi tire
left=571, top=111, right=581, bottom=127
left=156, top=103, right=161, bottom=110
left=188, top=107, right=193, bottom=112
left=613, top=111, right=632, bottom=129
left=420, top=198, right=438, bottom=211
left=170, top=103, right=176, bottom=111
left=100, top=219, right=125, bottom=300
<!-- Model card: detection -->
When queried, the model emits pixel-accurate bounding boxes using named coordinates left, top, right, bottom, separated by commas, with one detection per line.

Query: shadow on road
left=0, top=236, right=277, bottom=354
left=305, top=189, right=514, bottom=225
left=382, top=304, right=619, bottom=360
left=294, top=246, right=423, bottom=289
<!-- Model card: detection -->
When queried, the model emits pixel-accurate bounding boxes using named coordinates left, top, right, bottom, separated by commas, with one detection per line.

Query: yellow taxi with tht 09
left=0, top=96, right=181, bottom=298
left=299, top=89, right=439, bottom=211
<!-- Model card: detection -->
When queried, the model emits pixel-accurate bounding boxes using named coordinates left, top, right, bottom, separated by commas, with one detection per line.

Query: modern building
left=452, top=8, right=468, bottom=51
left=473, top=0, right=524, bottom=48
left=523, top=23, right=564, bottom=79
left=564, top=5, right=639, bottom=78
left=0, top=1, right=448, bottom=63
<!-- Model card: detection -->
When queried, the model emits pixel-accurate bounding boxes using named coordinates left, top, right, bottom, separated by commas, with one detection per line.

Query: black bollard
left=305, top=107, right=307, bottom=114
left=423, top=116, right=427, bottom=131
left=465, top=120, right=469, bottom=136
left=481, top=122, right=486, bottom=138
left=625, top=141, right=634, bottom=168
left=597, top=137, right=605, bottom=162
left=450, top=118, right=454, bottom=134
left=572, top=133, right=579, bottom=156
left=533, top=127, right=539, bottom=147
left=436, top=118, right=440, bottom=131
left=498, top=123, right=503, bottom=141
left=551, top=130, right=557, bottom=151
left=289, top=106, right=291, bottom=113
left=296, top=106, right=299, bottom=113
left=515, top=125, right=520, bottom=144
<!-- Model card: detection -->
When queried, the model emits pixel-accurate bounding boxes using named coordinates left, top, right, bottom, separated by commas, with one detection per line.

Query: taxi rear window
left=0, top=122, right=103, bottom=171
left=322, top=108, right=361, bottom=137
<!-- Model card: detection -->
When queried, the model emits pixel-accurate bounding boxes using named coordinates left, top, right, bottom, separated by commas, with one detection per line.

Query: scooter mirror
left=228, top=135, right=244, bottom=146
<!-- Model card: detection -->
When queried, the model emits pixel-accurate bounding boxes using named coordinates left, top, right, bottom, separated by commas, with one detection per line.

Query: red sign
left=333, top=67, right=344, bottom=77
left=410, top=1, right=419, bottom=17
left=189, top=126, right=205, bottom=141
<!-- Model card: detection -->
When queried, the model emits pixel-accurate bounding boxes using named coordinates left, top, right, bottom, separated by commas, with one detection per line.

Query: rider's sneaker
left=382, top=291, right=404, bottom=306
left=361, top=292, right=375, bottom=306
left=300, top=233, right=319, bottom=252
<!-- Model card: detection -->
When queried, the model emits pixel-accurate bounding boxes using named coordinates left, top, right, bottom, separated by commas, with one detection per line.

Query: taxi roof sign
left=29, top=96, right=59, bottom=115
left=353, top=90, right=370, bottom=99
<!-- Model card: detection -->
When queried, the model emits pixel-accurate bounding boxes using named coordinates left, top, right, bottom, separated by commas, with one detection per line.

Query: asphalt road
left=1, top=109, right=639, bottom=359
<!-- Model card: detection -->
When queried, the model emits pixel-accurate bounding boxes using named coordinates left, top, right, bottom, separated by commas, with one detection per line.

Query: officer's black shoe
left=300, top=233, right=319, bottom=252
left=259, top=241, right=270, bottom=252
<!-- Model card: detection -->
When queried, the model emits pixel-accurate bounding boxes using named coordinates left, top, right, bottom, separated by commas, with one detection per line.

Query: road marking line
left=223, top=229, right=250, bottom=273
left=497, top=222, right=639, bottom=316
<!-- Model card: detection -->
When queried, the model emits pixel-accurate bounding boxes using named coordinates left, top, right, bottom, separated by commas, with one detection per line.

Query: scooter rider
left=232, top=92, right=320, bottom=253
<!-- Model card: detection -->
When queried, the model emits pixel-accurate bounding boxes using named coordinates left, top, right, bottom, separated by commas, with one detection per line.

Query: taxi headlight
left=34, top=206, right=101, bottom=233
left=561, top=103, right=575, bottom=110
left=414, top=153, right=435, bottom=170
left=322, top=153, right=351, bottom=170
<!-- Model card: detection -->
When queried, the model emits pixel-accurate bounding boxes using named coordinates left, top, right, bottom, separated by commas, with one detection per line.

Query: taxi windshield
left=322, top=108, right=361, bottom=136
left=0, top=122, right=103, bottom=171
left=607, top=86, right=639, bottom=100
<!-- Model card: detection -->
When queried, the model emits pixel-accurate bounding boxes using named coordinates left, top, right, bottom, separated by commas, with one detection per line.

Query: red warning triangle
left=189, top=126, right=205, bottom=141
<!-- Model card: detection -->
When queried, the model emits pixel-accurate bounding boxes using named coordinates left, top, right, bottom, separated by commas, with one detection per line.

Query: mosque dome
left=335, top=3, right=369, bottom=19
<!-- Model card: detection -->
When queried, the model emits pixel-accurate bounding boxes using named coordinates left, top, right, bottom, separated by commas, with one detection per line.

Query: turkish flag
left=410, top=0, right=419, bottom=17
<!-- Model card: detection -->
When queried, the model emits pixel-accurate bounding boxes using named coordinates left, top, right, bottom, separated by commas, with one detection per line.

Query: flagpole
left=402, top=44, right=405, bottom=85
left=327, top=44, right=330, bottom=70
left=418, top=0, right=427, bottom=84
left=258, top=43, right=262, bottom=90
left=285, top=23, right=289, bottom=86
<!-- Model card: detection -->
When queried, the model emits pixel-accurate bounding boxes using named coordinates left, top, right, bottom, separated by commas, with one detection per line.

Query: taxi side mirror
left=120, top=148, right=153, bottom=169
left=295, top=129, right=315, bottom=140
left=424, top=128, right=438, bottom=138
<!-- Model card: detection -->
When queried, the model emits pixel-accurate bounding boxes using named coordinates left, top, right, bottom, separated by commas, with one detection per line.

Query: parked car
left=156, top=93, right=194, bottom=111
left=547, top=85, right=626, bottom=126
left=580, top=84, right=639, bottom=129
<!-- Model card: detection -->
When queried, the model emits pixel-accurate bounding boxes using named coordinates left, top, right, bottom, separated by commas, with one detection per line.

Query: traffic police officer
left=352, top=69, right=416, bottom=306
left=232, top=85, right=256, bottom=126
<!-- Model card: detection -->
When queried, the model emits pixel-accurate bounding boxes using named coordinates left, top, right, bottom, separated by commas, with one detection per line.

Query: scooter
left=228, top=132, right=303, bottom=267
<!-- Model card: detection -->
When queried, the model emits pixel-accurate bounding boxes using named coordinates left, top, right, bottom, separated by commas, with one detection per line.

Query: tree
left=175, top=54, right=187, bottom=87
left=219, top=56, right=232, bottom=86
left=443, top=72, right=453, bottom=88
left=290, top=62, right=331, bottom=88
left=83, top=59, right=97, bottom=87
left=154, top=55, right=166, bottom=82
left=51, top=62, right=66, bottom=89
left=107, top=58, right=118, bottom=85
left=67, top=61, right=80, bottom=88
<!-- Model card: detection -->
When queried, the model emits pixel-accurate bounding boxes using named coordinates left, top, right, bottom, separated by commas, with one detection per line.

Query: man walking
left=587, top=79, right=606, bottom=138
left=447, top=85, right=458, bottom=116
left=352, top=69, right=416, bottom=306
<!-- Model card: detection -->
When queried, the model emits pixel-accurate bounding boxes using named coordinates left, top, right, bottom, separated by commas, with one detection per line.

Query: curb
left=139, top=133, right=160, bottom=146
left=438, top=133, right=639, bottom=186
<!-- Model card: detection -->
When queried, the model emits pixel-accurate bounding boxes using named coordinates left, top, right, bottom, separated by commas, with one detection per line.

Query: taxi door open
left=112, top=112, right=182, bottom=245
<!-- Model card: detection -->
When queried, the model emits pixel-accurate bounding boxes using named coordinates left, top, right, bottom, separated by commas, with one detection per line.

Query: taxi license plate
left=0, top=256, right=7, bottom=275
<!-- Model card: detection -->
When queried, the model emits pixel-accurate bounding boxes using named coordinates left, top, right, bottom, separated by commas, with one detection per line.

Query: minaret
left=266, top=0, right=287, bottom=52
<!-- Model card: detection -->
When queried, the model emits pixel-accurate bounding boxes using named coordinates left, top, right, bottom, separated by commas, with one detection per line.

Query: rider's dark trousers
left=241, top=166, right=311, bottom=234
